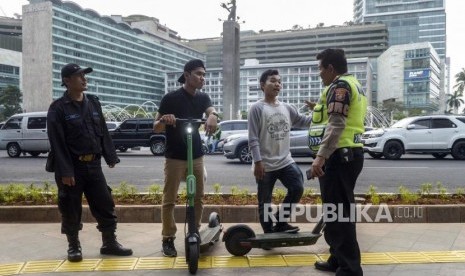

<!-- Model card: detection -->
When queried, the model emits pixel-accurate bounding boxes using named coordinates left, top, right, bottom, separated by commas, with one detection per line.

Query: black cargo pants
left=318, top=147, right=364, bottom=276
left=55, top=158, right=117, bottom=235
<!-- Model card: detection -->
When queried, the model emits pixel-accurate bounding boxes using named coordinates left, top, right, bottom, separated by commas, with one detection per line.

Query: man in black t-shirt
left=153, top=59, right=219, bottom=257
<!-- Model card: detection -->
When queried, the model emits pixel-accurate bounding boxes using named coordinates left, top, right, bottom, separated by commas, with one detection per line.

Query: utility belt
left=332, top=147, right=363, bottom=163
left=76, top=153, right=101, bottom=162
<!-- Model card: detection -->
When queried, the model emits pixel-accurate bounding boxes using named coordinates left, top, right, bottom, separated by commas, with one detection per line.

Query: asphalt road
left=0, top=148, right=463, bottom=194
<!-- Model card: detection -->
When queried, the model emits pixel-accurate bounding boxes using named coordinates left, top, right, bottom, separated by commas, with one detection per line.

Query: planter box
left=1, top=204, right=465, bottom=223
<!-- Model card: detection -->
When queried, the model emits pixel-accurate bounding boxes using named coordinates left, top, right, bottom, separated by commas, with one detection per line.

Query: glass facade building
left=166, top=59, right=373, bottom=115
left=0, top=17, right=22, bottom=92
left=22, top=0, right=204, bottom=112
left=354, top=0, right=446, bottom=59
left=0, top=48, right=22, bottom=93
left=403, top=47, right=441, bottom=110
left=377, top=43, right=441, bottom=112
left=0, top=64, right=20, bottom=91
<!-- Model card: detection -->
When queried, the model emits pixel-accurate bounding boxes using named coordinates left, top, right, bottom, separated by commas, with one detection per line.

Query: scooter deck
left=244, top=231, right=322, bottom=248
left=199, top=225, right=223, bottom=252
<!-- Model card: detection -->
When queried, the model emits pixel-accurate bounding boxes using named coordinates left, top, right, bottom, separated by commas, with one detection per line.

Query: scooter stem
left=186, top=121, right=196, bottom=206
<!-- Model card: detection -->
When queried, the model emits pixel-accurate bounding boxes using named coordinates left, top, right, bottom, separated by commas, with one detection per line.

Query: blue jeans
left=210, top=139, right=218, bottom=153
left=256, top=162, right=304, bottom=233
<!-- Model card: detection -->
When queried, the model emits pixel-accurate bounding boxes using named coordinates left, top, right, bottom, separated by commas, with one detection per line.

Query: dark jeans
left=55, top=159, right=117, bottom=235
left=256, top=162, right=304, bottom=233
left=319, top=147, right=364, bottom=276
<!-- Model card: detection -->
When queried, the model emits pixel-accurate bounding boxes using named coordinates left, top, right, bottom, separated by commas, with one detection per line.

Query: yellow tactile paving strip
left=96, top=258, right=138, bottom=271
left=1, top=251, right=465, bottom=275
left=56, top=259, right=101, bottom=272
left=0, top=263, right=23, bottom=276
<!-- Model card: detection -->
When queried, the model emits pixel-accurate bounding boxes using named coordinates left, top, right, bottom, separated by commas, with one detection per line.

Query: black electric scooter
left=176, top=118, right=223, bottom=274
left=222, top=216, right=325, bottom=256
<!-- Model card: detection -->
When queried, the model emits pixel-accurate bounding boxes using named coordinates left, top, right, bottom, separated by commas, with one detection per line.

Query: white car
left=0, top=112, right=49, bottom=157
left=362, top=115, right=465, bottom=160
left=223, top=128, right=313, bottom=164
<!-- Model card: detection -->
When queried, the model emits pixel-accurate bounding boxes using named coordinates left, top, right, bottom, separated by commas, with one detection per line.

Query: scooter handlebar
left=175, top=118, right=206, bottom=124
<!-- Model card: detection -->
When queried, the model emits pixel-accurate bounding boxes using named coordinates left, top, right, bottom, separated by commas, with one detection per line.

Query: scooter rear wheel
left=208, top=212, right=221, bottom=228
left=223, top=225, right=255, bottom=256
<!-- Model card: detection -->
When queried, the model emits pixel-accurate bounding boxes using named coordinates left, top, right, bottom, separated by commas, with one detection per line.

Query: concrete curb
left=1, top=204, right=465, bottom=223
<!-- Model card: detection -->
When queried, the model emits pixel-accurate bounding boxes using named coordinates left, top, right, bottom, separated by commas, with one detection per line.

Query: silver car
left=223, top=128, right=313, bottom=164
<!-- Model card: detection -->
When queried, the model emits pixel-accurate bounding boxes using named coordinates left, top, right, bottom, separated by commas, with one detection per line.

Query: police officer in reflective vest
left=308, top=49, right=367, bottom=275
left=47, top=63, right=132, bottom=262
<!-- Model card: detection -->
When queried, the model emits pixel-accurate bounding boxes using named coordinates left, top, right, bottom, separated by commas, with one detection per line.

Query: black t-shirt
left=158, top=87, right=212, bottom=160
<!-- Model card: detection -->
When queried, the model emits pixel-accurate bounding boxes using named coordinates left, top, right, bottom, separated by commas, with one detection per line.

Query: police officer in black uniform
left=47, top=63, right=132, bottom=262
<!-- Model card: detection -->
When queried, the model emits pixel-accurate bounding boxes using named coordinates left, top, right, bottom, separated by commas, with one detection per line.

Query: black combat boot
left=100, top=231, right=133, bottom=256
left=66, top=234, right=82, bottom=262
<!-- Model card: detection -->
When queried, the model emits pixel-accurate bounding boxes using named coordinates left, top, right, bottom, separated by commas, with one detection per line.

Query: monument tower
left=221, top=0, right=240, bottom=120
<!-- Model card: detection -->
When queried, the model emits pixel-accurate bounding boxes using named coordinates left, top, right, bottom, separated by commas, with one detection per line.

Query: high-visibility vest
left=308, top=74, right=367, bottom=151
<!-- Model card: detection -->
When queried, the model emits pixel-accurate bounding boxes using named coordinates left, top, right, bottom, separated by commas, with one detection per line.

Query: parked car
left=109, top=118, right=166, bottom=155
left=106, top=121, right=121, bottom=131
left=362, top=115, right=465, bottom=160
left=0, top=111, right=49, bottom=157
left=223, top=128, right=313, bottom=164
left=217, top=120, right=248, bottom=140
left=0, top=121, right=5, bottom=129
left=201, top=119, right=248, bottom=154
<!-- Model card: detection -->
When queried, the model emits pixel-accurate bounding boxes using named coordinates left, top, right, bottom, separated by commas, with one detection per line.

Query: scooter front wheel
left=187, top=242, right=199, bottom=274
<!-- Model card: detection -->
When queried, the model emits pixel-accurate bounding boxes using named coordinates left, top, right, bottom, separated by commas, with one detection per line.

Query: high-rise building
left=0, top=17, right=22, bottom=93
left=186, top=23, right=388, bottom=68
left=354, top=0, right=448, bottom=109
left=21, top=0, right=204, bottom=112
left=0, top=16, right=22, bottom=37
left=353, top=0, right=446, bottom=59
left=0, top=49, right=21, bottom=91
left=377, top=42, right=442, bottom=112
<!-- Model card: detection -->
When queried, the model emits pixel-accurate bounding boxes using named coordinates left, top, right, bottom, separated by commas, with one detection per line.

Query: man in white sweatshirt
left=248, top=69, right=313, bottom=234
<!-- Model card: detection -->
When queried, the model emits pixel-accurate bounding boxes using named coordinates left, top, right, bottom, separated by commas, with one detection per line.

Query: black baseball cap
left=61, top=63, right=93, bottom=86
left=177, top=59, right=206, bottom=83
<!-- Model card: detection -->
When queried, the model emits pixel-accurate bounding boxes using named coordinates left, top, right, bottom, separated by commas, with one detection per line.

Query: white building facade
left=166, top=58, right=373, bottom=118
left=22, top=0, right=204, bottom=112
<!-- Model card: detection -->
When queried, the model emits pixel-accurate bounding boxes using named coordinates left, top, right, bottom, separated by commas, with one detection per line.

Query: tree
left=454, top=68, right=465, bottom=94
left=0, top=85, right=23, bottom=121
left=446, top=90, right=464, bottom=114
left=240, top=110, right=247, bottom=119
left=379, top=100, right=405, bottom=123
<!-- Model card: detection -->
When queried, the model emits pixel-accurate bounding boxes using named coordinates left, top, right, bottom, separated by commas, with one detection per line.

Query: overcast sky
left=1, top=0, right=464, bottom=89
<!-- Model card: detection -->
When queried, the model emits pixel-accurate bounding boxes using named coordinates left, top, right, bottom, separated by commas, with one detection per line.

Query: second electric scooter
left=222, top=215, right=325, bottom=256
left=177, top=118, right=223, bottom=274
